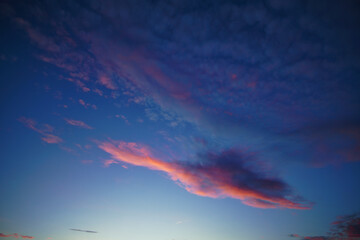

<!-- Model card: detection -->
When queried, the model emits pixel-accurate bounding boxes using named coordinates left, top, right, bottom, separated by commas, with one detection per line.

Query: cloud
left=99, top=74, right=117, bottom=90
left=0, top=234, right=13, bottom=238
left=287, top=119, right=360, bottom=166
left=103, top=159, right=118, bottom=167
left=0, top=233, right=34, bottom=239
left=41, top=134, right=63, bottom=144
left=64, top=118, right=93, bottom=129
left=69, top=228, right=97, bottom=233
left=99, top=140, right=311, bottom=209
left=115, top=114, right=130, bottom=125
left=302, top=237, right=329, bottom=240
left=19, top=117, right=63, bottom=144
left=78, top=99, right=97, bottom=110
left=289, top=213, right=360, bottom=240
left=14, top=17, right=60, bottom=53
left=20, top=236, right=34, bottom=239
left=8, top=0, right=360, bottom=169
left=330, top=213, right=360, bottom=239
left=66, top=78, right=91, bottom=92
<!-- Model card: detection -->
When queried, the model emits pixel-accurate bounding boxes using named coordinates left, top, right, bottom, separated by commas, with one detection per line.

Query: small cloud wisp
left=64, top=118, right=93, bottom=129
left=69, top=228, right=97, bottom=233
left=18, top=117, right=62, bottom=144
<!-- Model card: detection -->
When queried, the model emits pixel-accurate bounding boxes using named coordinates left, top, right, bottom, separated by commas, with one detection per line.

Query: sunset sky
left=0, top=0, right=360, bottom=240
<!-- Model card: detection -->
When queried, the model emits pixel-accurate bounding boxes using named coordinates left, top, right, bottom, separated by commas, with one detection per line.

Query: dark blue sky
left=0, top=0, right=360, bottom=240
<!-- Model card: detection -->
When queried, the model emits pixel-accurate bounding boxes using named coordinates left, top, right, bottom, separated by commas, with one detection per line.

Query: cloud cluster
left=5, top=0, right=359, bottom=166
left=99, top=140, right=311, bottom=209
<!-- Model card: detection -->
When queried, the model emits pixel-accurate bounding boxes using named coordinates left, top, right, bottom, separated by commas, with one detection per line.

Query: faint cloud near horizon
left=69, top=228, right=97, bottom=233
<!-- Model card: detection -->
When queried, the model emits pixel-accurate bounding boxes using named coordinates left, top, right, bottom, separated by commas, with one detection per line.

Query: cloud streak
left=64, top=118, right=93, bottom=129
left=0, top=233, right=34, bottom=239
left=99, top=140, right=311, bottom=209
left=19, top=117, right=62, bottom=144
left=69, top=228, right=97, bottom=233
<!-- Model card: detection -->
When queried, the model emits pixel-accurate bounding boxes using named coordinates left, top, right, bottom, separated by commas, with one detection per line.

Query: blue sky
left=0, top=0, right=360, bottom=240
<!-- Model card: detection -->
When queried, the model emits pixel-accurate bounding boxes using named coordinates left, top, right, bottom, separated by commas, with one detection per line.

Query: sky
left=0, top=0, right=360, bottom=239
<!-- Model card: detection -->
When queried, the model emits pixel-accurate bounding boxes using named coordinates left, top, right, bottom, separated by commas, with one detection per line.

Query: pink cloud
left=99, top=75, right=117, bottom=90
left=0, top=233, right=13, bottom=238
left=0, top=233, right=34, bottom=239
left=288, top=234, right=300, bottom=238
left=66, top=78, right=91, bottom=92
left=64, top=118, right=93, bottom=129
left=115, top=114, right=130, bottom=125
left=78, top=99, right=97, bottom=110
left=20, top=236, right=34, bottom=239
left=41, top=134, right=63, bottom=144
left=98, top=140, right=311, bottom=209
left=19, top=117, right=62, bottom=144
left=93, top=88, right=103, bottom=96
left=103, top=159, right=118, bottom=167
left=79, top=99, right=86, bottom=107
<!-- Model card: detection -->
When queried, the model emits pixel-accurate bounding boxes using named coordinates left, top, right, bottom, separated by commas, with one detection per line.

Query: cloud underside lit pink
left=99, top=140, right=311, bottom=209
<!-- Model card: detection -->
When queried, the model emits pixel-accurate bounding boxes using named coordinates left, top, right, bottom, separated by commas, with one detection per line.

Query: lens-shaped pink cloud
left=64, top=118, right=93, bottom=129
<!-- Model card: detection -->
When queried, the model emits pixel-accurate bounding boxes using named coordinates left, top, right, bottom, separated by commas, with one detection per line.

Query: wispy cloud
left=0, top=233, right=34, bottom=239
left=19, top=236, right=34, bottom=239
left=78, top=99, right=97, bottom=110
left=99, top=140, right=311, bottom=209
left=99, top=74, right=117, bottom=90
left=0, top=234, right=13, bottom=238
left=302, top=237, right=329, bottom=240
left=69, top=228, right=97, bottom=233
left=103, top=159, right=118, bottom=168
left=64, top=118, right=93, bottom=129
left=41, top=135, right=63, bottom=144
left=19, top=117, right=62, bottom=144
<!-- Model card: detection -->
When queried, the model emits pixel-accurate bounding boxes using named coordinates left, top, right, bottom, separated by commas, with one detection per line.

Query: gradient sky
left=1, top=0, right=360, bottom=240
